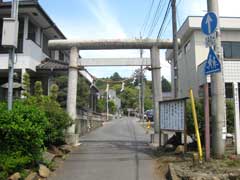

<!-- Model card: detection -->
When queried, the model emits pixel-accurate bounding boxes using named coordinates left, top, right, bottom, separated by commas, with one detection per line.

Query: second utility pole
left=140, top=34, right=144, bottom=122
left=207, top=0, right=226, bottom=158
left=172, top=0, right=178, bottom=98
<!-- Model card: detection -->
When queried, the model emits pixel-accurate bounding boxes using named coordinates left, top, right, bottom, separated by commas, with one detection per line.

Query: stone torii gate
left=48, top=39, right=173, bottom=144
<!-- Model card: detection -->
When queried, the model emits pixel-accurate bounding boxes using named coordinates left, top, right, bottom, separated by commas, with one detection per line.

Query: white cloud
left=82, top=0, right=126, bottom=39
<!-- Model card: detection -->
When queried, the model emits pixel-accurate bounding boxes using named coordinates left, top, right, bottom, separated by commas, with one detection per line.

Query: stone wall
left=76, top=110, right=105, bottom=137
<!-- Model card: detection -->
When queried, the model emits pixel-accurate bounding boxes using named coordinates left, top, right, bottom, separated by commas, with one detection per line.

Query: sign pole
left=204, top=83, right=210, bottom=161
left=207, top=0, right=226, bottom=158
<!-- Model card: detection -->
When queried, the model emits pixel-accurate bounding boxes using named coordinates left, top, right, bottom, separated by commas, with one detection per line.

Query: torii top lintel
left=48, top=39, right=173, bottom=50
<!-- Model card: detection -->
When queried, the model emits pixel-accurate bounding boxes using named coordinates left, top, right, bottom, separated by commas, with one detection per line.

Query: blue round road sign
left=201, top=12, right=218, bottom=35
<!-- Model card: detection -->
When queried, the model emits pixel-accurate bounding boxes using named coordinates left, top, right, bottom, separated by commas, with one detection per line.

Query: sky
left=38, top=0, right=240, bottom=81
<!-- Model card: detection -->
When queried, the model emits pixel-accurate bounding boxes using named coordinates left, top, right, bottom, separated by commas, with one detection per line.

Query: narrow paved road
left=50, top=117, right=158, bottom=180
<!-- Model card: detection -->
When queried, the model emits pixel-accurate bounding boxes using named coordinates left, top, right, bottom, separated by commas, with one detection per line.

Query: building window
left=17, top=18, right=24, bottom=53
left=28, top=21, right=37, bottom=43
left=225, top=83, right=233, bottom=99
left=222, top=41, right=240, bottom=59
left=232, top=42, right=240, bottom=59
left=0, top=18, right=24, bottom=54
left=42, top=33, right=49, bottom=56
left=59, top=51, right=64, bottom=61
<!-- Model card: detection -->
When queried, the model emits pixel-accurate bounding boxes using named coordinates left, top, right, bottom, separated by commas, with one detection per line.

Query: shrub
left=42, top=97, right=73, bottom=145
left=22, top=72, right=30, bottom=98
left=186, top=99, right=204, bottom=139
left=186, top=98, right=235, bottom=139
left=226, top=99, right=234, bottom=133
left=25, top=83, right=73, bottom=146
left=0, top=101, right=48, bottom=176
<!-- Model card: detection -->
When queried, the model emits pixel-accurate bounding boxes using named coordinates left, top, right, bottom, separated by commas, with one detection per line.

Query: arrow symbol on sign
left=206, top=14, right=213, bottom=34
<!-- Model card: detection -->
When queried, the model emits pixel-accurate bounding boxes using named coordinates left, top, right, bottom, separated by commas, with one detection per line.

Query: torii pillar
left=151, top=46, right=162, bottom=134
left=66, top=47, right=79, bottom=145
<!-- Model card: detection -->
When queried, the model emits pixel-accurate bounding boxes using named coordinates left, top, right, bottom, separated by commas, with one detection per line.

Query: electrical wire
left=160, top=0, right=183, bottom=38
left=140, top=0, right=155, bottom=35
left=156, top=0, right=172, bottom=40
left=146, top=0, right=164, bottom=37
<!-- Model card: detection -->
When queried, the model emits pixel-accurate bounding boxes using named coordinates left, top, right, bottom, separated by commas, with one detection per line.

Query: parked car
left=145, top=109, right=153, bottom=121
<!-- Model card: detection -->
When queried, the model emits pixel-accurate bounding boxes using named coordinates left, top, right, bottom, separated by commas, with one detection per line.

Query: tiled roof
left=36, top=59, right=68, bottom=71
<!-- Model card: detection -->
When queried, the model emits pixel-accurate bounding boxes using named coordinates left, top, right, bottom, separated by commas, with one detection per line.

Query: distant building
left=108, top=89, right=121, bottom=110
left=166, top=16, right=240, bottom=99
left=0, top=0, right=98, bottom=111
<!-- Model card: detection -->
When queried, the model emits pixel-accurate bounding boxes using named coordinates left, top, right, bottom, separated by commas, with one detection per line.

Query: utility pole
left=172, top=0, right=183, bottom=143
left=140, top=34, right=144, bottom=122
left=106, top=83, right=109, bottom=121
left=207, top=0, right=226, bottom=158
left=140, top=65, right=144, bottom=122
left=171, top=0, right=178, bottom=98
left=8, top=0, right=19, bottom=110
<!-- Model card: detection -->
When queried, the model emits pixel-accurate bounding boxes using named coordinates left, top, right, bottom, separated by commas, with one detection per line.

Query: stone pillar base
left=65, top=133, right=79, bottom=146
left=150, top=133, right=160, bottom=147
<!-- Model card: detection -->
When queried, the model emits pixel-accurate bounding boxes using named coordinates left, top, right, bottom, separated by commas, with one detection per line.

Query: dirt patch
left=154, top=149, right=240, bottom=180
left=154, top=150, right=190, bottom=179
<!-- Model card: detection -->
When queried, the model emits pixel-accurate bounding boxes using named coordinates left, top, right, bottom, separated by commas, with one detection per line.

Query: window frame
left=222, top=41, right=240, bottom=59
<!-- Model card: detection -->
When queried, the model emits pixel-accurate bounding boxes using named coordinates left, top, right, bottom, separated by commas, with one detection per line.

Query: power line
left=146, top=0, right=164, bottom=37
left=140, top=0, right=155, bottom=35
left=162, top=14, right=172, bottom=37
left=158, top=0, right=183, bottom=38
left=176, top=0, right=183, bottom=27
left=156, top=0, right=172, bottom=40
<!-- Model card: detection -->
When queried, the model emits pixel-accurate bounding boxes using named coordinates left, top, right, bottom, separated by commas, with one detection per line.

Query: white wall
left=0, top=39, right=48, bottom=71
left=179, top=30, right=240, bottom=97
left=0, top=16, right=49, bottom=71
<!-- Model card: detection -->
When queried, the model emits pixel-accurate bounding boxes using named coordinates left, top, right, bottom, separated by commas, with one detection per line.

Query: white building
left=166, top=16, right=240, bottom=99
left=0, top=0, right=99, bottom=110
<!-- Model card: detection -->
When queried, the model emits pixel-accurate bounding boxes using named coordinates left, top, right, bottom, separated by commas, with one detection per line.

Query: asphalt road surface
left=50, top=117, right=158, bottom=180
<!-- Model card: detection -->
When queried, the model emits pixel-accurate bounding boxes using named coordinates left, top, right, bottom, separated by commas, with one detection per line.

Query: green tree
left=50, top=84, right=59, bottom=101
left=34, top=81, right=43, bottom=103
left=226, top=99, right=234, bottom=133
left=186, top=99, right=204, bottom=139
left=97, top=98, right=106, bottom=113
left=55, top=75, right=90, bottom=109
left=111, top=84, right=122, bottom=94
left=34, top=81, right=43, bottom=97
left=144, top=80, right=153, bottom=110
left=110, top=72, right=122, bottom=81
left=22, top=72, right=30, bottom=98
left=162, top=76, right=171, bottom=92
left=25, top=81, right=72, bottom=145
left=77, top=77, right=90, bottom=109
left=55, top=75, right=68, bottom=107
left=96, top=98, right=116, bottom=114
left=109, top=100, right=117, bottom=114
left=120, top=87, right=138, bottom=113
